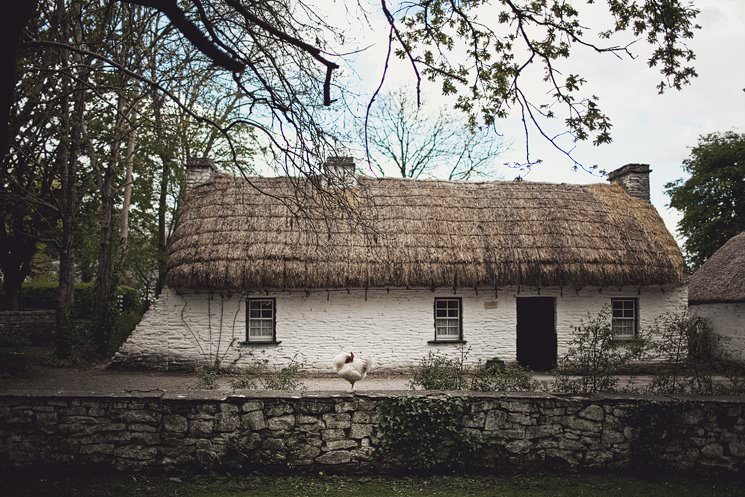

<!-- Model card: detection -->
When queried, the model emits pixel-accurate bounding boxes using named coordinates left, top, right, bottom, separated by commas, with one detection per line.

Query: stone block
left=190, top=420, right=214, bottom=435
left=268, top=415, right=295, bottom=431
left=324, top=439, right=358, bottom=451
left=242, top=411, right=267, bottom=431
left=578, top=405, right=604, bottom=422
left=349, top=424, right=373, bottom=439
left=322, top=429, right=346, bottom=441
left=163, top=415, right=188, bottom=433
left=316, top=450, right=352, bottom=465
left=241, top=401, right=263, bottom=412
left=701, top=443, right=724, bottom=458
left=484, top=410, right=507, bottom=431
left=266, top=403, right=293, bottom=416
left=215, top=412, right=240, bottom=432
left=323, top=413, right=351, bottom=429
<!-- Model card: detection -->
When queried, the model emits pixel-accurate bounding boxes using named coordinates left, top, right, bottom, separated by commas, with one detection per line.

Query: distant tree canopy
left=666, top=132, right=745, bottom=270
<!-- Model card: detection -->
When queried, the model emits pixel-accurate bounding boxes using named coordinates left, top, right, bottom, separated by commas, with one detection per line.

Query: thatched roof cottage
left=689, top=232, right=745, bottom=361
left=115, top=159, right=686, bottom=371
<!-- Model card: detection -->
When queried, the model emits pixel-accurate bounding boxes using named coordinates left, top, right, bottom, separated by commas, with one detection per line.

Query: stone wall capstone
left=0, top=391, right=743, bottom=475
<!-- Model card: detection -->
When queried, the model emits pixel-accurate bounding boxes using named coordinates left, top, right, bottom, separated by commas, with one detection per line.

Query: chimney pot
left=186, top=158, right=216, bottom=189
left=607, top=163, right=651, bottom=201
left=324, top=156, right=357, bottom=187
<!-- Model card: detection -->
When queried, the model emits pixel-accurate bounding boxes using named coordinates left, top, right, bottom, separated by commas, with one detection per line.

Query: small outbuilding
left=689, top=232, right=745, bottom=361
left=114, top=159, right=687, bottom=372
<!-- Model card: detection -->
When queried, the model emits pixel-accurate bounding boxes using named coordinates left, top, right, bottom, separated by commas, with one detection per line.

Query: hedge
left=3, top=282, right=142, bottom=318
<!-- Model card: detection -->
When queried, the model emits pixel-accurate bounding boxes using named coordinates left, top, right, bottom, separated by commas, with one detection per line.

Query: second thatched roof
left=167, top=173, right=684, bottom=291
left=689, top=232, right=745, bottom=304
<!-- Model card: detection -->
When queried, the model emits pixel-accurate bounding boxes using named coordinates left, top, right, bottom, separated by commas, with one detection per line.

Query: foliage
left=261, top=356, right=306, bottom=391
left=666, top=132, right=745, bottom=269
left=470, top=360, right=536, bottom=392
left=645, top=311, right=721, bottom=395
left=195, top=366, right=222, bottom=390
left=4, top=282, right=142, bottom=319
left=409, top=350, right=469, bottom=390
left=390, top=0, right=699, bottom=166
left=230, top=355, right=307, bottom=392
left=41, top=320, right=98, bottom=367
left=378, top=396, right=491, bottom=472
left=553, top=307, right=644, bottom=394
left=109, top=310, right=144, bottom=355
left=191, top=355, right=309, bottom=391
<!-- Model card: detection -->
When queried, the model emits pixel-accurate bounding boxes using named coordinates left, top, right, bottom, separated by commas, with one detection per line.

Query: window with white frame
left=434, top=298, right=462, bottom=341
left=247, top=298, right=275, bottom=342
left=611, top=298, right=637, bottom=338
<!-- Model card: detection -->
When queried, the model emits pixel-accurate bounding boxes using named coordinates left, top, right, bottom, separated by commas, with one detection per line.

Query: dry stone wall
left=1, top=391, right=744, bottom=475
left=0, top=310, right=55, bottom=345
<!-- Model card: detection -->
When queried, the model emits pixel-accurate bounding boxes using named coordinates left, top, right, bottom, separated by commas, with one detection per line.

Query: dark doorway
left=516, top=297, right=557, bottom=371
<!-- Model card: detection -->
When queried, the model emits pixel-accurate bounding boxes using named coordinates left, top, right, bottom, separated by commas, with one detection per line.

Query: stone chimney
left=324, top=156, right=357, bottom=187
left=607, top=163, right=651, bottom=201
left=186, top=158, right=216, bottom=189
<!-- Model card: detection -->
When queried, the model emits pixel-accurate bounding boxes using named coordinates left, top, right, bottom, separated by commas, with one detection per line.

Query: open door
left=516, top=297, right=557, bottom=371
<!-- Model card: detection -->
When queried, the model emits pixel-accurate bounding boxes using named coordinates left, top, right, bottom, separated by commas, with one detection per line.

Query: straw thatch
left=689, top=232, right=745, bottom=304
left=166, top=173, right=684, bottom=291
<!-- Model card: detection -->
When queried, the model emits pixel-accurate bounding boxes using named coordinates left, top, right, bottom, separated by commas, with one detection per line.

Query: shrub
left=646, top=311, right=721, bottom=395
left=11, top=282, right=141, bottom=318
left=109, top=310, right=144, bottom=354
left=553, top=307, right=644, bottom=394
left=409, top=350, right=469, bottom=390
left=262, top=355, right=306, bottom=391
left=471, top=361, right=536, bottom=392
left=378, top=396, right=491, bottom=472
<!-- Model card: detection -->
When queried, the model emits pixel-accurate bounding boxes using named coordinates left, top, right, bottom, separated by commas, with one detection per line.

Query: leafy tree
left=364, top=88, right=503, bottom=180
left=666, top=132, right=745, bottom=269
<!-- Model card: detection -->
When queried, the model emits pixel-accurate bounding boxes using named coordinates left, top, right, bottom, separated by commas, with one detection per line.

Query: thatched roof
left=689, top=232, right=745, bottom=304
left=167, top=173, right=684, bottom=291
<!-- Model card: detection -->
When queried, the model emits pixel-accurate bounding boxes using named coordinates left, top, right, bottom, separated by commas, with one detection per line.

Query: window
left=611, top=298, right=637, bottom=338
left=246, top=298, right=276, bottom=342
left=434, top=298, right=462, bottom=341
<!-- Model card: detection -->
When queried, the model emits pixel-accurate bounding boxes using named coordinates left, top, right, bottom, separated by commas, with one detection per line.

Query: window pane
left=436, top=309, right=447, bottom=318
left=436, top=300, right=447, bottom=309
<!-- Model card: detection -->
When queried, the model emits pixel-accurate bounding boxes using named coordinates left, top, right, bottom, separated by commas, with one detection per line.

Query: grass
left=4, top=474, right=743, bottom=497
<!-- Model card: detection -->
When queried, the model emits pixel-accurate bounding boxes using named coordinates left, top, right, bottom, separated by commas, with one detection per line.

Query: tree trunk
left=92, top=95, right=126, bottom=357
left=0, top=218, right=36, bottom=310
left=118, top=124, right=137, bottom=256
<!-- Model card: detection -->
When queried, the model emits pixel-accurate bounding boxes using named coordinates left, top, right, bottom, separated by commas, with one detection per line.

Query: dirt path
left=0, top=364, right=414, bottom=393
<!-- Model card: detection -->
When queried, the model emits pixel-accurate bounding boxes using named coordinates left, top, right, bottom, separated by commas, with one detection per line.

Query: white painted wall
left=115, top=285, right=687, bottom=371
left=690, top=303, right=745, bottom=362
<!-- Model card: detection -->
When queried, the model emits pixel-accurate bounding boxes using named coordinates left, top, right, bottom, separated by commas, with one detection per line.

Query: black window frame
left=245, top=297, right=277, bottom=344
left=610, top=297, right=638, bottom=339
left=431, top=297, right=464, bottom=343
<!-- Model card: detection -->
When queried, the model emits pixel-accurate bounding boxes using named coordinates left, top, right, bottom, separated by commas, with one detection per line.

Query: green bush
left=646, top=311, right=721, bottom=395
left=378, top=396, right=491, bottom=472
left=109, top=310, right=143, bottom=354
left=262, top=355, right=306, bottom=391
left=470, top=361, right=536, bottom=392
left=409, top=350, right=469, bottom=390
left=11, top=282, right=141, bottom=318
left=553, top=307, right=644, bottom=394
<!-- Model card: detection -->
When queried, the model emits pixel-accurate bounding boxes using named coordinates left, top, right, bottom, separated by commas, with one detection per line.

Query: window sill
left=238, top=341, right=282, bottom=347
left=427, top=340, right=467, bottom=345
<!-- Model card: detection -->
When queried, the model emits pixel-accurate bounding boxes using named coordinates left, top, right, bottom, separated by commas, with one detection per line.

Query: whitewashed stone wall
left=114, top=285, right=687, bottom=371
left=691, top=303, right=745, bottom=362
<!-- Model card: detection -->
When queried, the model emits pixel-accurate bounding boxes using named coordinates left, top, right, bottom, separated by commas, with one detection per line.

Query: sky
left=328, top=0, right=745, bottom=244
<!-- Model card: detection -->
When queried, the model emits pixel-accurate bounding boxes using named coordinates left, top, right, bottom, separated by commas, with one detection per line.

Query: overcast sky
left=332, top=0, right=745, bottom=245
